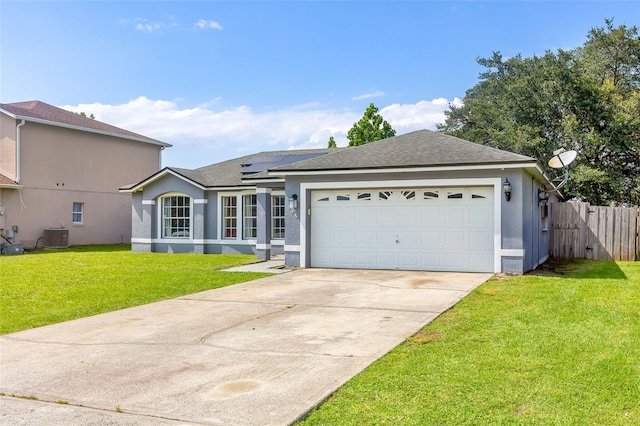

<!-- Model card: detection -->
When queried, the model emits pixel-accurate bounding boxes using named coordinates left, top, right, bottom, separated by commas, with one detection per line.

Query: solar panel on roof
left=240, top=152, right=327, bottom=174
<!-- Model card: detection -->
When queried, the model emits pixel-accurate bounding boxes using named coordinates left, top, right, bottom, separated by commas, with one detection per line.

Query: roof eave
left=120, top=168, right=206, bottom=193
left=1, top=109, right=171, bottom=148
left=0, top=183, right=23, bottom=189
left=269, top=161, right=540, bottom=176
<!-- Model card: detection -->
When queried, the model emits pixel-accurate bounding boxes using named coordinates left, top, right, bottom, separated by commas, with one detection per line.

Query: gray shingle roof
left=0, top=100, right=170, bottom=146
left=270, top=129, right=535, bottom=172
left=166, top=148, right=339, bottom=188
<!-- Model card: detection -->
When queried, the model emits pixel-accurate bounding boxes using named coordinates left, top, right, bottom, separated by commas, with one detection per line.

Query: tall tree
left=347, top=103, right=396, bottom=146
left=327, top=136, right=337, bottom=148
left=438, top=21, right=640, bottom=205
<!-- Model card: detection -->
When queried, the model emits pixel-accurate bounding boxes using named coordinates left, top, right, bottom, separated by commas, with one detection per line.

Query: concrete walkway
left=0, top=269, right=491, bottom=425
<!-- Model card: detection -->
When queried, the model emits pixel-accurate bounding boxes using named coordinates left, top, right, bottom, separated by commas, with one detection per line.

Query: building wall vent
left=44, top=228, right=69, bottom=249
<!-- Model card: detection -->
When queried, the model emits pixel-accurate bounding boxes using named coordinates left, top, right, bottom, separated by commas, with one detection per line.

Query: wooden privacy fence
left=551, top=202, right=639, bottom=261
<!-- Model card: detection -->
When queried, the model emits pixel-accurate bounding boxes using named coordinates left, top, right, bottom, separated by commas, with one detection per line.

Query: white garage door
left=310, top=187, right=494, bottom=272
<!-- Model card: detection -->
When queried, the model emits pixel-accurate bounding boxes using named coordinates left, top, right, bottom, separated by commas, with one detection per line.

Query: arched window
left=160, top=194, right=191, bottom=238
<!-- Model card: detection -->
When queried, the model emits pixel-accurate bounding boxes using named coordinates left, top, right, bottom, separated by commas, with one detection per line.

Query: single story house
left=121, top=130, right=556, bottom=274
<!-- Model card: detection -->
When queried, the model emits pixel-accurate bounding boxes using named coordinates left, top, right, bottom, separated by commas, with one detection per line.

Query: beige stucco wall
left=1, top=119, right=163, bottom=248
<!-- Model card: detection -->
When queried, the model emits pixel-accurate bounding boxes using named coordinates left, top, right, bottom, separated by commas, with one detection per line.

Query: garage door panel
left=376, top=231, right=396, bottom=245
left=469, top=254, right=492, bottom=271
left=398, top=252, right=419, bottom=269
left=333, top=250, right=355, bottom=267
left=421, top=252, right=443, bottom=268
left=469, top=208, right=492, bottom=224
left=445, top=209, right=466, bottom=225
left=358, top=210, right=377, bottom=226
left=421, top=210, right=442, bottom=224
left=354, top=251, right=376, bottom=268
left=469, top=231, right=492, bottom=248
left=311, top=187, right=494, bottom=272
left=398, top=209, right=420, bottom=226
left=444, top=231, right=465, bottom=247
left=421, top=231, right=443, bottom=247
left=444, top=253, right=466, bottom=269
left=376, top=209, right=395, bottom=226
left=334, top=231, right=355, bottom=245
left=375, top=252, right=396, bottom=268
left=355, top=231, right=375, bottom=244
left=398, top=231, right=418, bottom=245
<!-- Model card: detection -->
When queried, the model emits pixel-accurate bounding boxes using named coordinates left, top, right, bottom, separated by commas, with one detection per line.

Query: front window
left=222, top=196, right=237, bottom=239
left=162, top=195, right=191, bottom=238
left=72, top=202, right=84, bottom=224
left=272, top=195, right=285, bottom=239
left=243, top=194, right=257, bottom=239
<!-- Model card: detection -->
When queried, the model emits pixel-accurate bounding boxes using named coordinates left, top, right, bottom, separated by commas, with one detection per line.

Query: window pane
left=271, top=195, right=285, bottom=239
left=222, top=196, right=238, bottom=239
left=162, top=196, right=191, bottom=238
left=72, top=202, right=83, bottom=223
left=243, top=194, right=257, bottom=239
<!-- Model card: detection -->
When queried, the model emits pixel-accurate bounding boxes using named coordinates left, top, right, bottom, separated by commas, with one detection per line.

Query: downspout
left=16, top=119, right=26, bottom=183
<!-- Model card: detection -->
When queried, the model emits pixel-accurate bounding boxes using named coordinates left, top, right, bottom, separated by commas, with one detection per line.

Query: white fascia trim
left=142, top=200, right=156, bottom=205
left=207, top=186, right=257, bottom=191
left=242, top=178, right=285, bottom=184
left=271, top=240, right=285, bottom=246
left=299, top=177, right=503, bottom=272
left=11, top=113, right=171, bottom=147
left=132, top=238, right=257, bottom=245
left=130, top=169, right=207, bottom=192
left=270, top=162, right=539, bottom=177
left=194, top=199, right=208, bottom=204
left=501, top=249, right=526, bottom=257
left=256, top=187, right=272, bottom=194
left=256, top=243, right=271, bottom=250
left=284, top=245, right=301, bottom=252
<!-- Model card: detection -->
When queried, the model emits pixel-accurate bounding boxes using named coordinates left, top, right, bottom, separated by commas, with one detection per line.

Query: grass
left=299, top=260, right=640, bottom=425
left=0, top=245, right=270, bottom=334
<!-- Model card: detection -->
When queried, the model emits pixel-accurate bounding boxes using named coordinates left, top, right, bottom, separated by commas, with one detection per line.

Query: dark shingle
left=271, top=129, right=535, bottom=172
left=167, top=148, right=339, bottom=188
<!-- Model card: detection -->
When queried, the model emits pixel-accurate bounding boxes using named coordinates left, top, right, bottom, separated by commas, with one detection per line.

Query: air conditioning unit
left=44, top=228, right=69, bottom=249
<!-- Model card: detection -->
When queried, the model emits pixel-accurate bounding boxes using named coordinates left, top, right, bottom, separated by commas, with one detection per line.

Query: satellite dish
left=542, top=148, right=579, bottom=193
left=548, top=149, right=577, bottom=169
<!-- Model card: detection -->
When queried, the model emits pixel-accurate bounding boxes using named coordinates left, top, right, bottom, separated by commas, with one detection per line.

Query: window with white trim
left=161, top=195, right=191, bottom=238
left=272, top=195, right=285, bottom=239
left=72, top=202, right=84, bottom=224
left=243, top=194, right=257, bottom=239
left=222, top=196, right=237, bottom=239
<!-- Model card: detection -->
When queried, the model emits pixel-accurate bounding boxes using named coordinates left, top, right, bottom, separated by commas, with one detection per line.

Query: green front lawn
left=299, top=260, right=640, bottom=425
left=0, top=245, right=269, bottom=334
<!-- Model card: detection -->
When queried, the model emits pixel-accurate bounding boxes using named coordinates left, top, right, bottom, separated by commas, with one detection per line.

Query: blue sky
left=1, top=1, right=638, bottom=168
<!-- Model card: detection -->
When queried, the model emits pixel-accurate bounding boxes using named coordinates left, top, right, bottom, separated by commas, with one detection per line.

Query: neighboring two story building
left=0, top=100, right=170, bottom=249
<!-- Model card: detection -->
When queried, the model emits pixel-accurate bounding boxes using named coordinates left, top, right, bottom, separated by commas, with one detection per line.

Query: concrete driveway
left=0, top=268, right=491, bottom=425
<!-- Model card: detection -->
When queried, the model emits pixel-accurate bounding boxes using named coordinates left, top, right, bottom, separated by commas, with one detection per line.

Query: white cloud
left=60, top=96, right=456, bottom=169
left=133, top=19, right=163, bottom=33
left=194, top=19, right=223, bottom=30
left=352, top=90, right=385, bottom=101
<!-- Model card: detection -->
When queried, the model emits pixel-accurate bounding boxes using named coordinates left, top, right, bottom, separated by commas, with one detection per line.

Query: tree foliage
left=347, top=103, right=396, bottom=146
left=78, top=111, right=95, bottom=119
left=438, top=20, right=640, bottom=205
left=327, top=136, right=337, bottom=148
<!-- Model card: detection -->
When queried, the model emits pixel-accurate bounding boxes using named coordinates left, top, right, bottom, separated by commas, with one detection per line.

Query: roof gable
left=0, top=100, right=170, bottom=147
left=270, top=129, right=535, bottom=172
left=123, top=148, right=338, bottom=191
